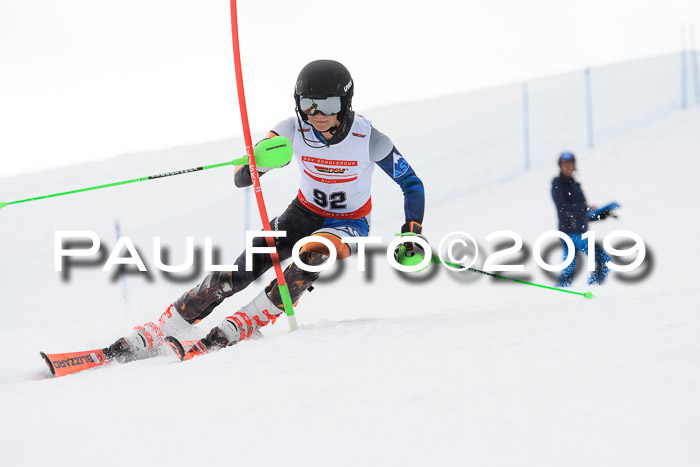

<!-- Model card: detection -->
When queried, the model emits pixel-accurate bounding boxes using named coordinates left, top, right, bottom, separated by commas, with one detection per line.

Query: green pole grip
left=231, top=136, right=293, bottom=168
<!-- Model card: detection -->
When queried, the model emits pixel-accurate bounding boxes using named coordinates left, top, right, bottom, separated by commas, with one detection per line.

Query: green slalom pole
left=0, top=136, right=292, bottom=211
left=431, top=254, right=595, bottom=299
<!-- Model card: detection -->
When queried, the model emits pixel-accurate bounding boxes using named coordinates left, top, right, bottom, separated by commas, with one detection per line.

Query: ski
left=40, top=349, right=109, bottom=377
left=40, top=338, right=202, bottom=377
left=165, top=336, right=209, bottom=362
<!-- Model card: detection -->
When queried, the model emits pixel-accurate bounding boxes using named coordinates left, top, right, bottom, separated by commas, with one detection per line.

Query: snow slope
left=1, top=62, right=699, bottom=466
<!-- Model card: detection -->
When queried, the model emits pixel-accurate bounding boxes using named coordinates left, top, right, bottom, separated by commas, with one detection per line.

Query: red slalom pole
left=229, top=0, right=297, bottom=330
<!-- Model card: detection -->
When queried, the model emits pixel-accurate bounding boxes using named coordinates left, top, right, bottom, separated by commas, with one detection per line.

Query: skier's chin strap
left=321, top=124, right=344, bottom=145
left=295, top=110, right=353, bottom=148
left=296, top=111, right=329, bottom=148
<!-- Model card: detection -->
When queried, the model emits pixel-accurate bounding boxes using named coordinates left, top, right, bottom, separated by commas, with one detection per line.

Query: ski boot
left=104, top=305, right=190, bottom=362
left=203, top=290, right=279, bottom=349
left=166, top=290, right=280, bottom=361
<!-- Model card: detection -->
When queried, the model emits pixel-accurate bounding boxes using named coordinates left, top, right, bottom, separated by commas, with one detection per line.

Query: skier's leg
left=170, top=259, right=269, bottom=325
left=113, top=198, right=326, bottom=358
left=104, top=303, right=192, bottom=361
left=268, top=234, right=346, bottom=308
left=202, top=217, right=369, bottom=348
left=200, top=242, right=334, bottom=349
left=573, top=233, right=611, bottom=285
left=111, top=246, right=275, bottom=360
left=267, top=216, right=369, bottom=309
left=555, top=235, right=578, bottom=287
left=589, top=244, right=611, bottom=285
left=169, top=198, right=325, bottom=324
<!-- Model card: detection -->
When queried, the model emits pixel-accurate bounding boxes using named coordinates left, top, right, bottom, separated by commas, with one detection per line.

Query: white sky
left=1, top=0, right=700, bottom=179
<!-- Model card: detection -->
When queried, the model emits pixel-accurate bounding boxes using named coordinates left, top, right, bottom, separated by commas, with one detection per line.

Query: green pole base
left=583, top=291, right=595, bottom=299
left=0, top=201, right=6, bottom=210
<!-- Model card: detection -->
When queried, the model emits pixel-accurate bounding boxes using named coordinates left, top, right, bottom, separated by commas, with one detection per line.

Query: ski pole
left=431, top=254, right=595, bottom=299
left=0, top=136, right=292, bottom=211
left=229, top=0, right=298, bottom=330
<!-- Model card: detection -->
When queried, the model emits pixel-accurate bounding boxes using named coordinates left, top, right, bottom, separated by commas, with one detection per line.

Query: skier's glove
left=595, top=209, right=613, bottom=220
left=401, top=221, right=423, bottom=235
left=394, top=222, right=429, bottom=270
left=587, top=202, right=620, bottom=221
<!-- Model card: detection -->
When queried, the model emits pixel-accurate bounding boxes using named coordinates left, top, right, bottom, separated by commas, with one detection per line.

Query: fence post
left=584, top=67, right=594, bottom=148
left=691, top=25, right=700, bottom=105
left=682, top=25, right=688, bottom=109
left=114, top=219, right=129, bottom=305
left=244, top=186, right=251, bottom=248
left=522, top=82, right=530, bottom=171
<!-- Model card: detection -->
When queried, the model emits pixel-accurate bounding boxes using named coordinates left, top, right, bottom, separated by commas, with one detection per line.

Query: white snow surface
left=1, top=70, right=700, bottom=466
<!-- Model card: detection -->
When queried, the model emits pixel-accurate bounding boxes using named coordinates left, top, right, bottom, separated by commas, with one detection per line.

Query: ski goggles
left=299, top=96, right=342, bottom=116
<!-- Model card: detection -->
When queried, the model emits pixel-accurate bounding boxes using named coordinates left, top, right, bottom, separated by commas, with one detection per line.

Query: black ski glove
left=595, top=209, right=613, bottom=220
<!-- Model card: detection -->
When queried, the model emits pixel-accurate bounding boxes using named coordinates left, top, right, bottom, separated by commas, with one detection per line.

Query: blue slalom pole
left=114, top=219, right=129, bottom=305
left=682, top=25, right=688, bottom=109
left=691, top=25, right=700, bottom=105
left=584, top=67, right=594, bottom=148
left=522, top=82, right=531, bottom=171
left=244, top=186, right=251, bottom=248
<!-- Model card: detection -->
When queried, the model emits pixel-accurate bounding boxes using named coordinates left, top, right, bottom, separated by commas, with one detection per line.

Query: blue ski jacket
left=551, top=174, right=589, bottom=233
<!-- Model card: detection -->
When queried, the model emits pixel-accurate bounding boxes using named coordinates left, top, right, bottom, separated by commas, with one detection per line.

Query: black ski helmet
left=294, top=60, right=354, bottom=123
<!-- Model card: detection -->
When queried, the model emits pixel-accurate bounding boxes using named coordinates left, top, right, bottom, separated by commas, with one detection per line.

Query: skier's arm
left=234, top=165, right=263, bottom=188
left=588, top=202, right=620, bottom=221
left=234, top=118, right=296, bottom=188
left=371, top=129, right=425, bottom=232
left=233, top=135, right=275, bottom=188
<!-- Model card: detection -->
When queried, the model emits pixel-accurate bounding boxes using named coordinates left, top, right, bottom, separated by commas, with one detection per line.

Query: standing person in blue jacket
left=551, top=151, right=619, bottom=287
